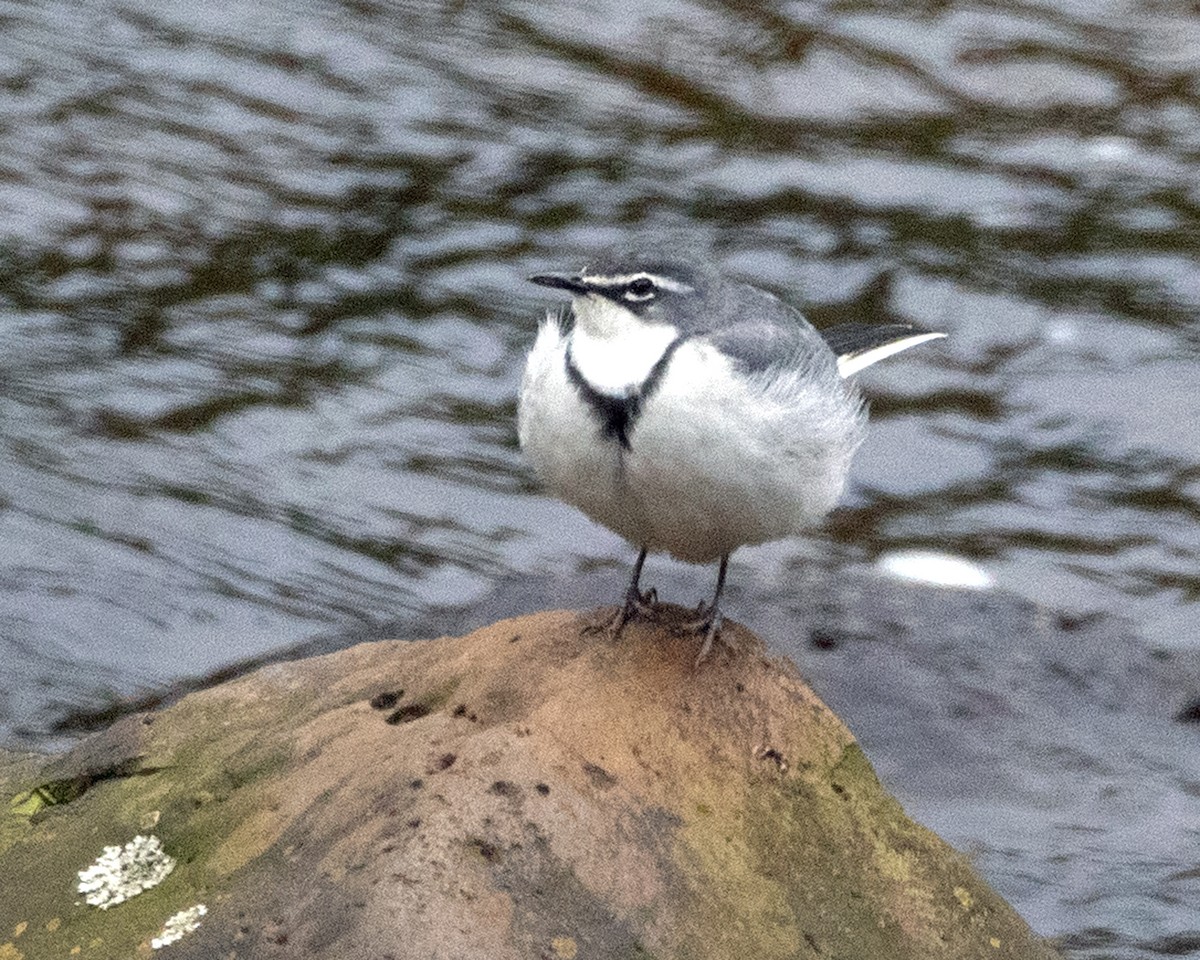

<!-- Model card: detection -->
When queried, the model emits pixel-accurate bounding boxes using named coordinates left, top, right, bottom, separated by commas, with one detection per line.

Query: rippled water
left=2, top=0, right=1198, bottom=954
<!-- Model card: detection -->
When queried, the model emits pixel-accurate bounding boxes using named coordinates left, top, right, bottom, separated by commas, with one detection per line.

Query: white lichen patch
left=76, top=834, right=177, bottom=909
left=151, top=904, right=207, bottom=949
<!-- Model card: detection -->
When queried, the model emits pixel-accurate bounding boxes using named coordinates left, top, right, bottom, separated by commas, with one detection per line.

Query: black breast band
left=564, top=336, right=688, bottom=450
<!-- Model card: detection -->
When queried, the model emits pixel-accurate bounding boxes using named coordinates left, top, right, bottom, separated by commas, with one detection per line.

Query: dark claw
left=584, top=546, right=658, bottom=640
left=691, top=554, right=730, bottom=665
left=585, top=583, right=658, bottom=639
left=677, top=602, right=726, bottom=665
left=694, top=609, right=724, bottom=666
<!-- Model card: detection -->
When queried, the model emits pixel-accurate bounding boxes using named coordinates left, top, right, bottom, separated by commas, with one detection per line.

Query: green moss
left=0, top=707, right=300, bottom=959
left=672, top=787, right=802, bottom=959
left=0, top=788, right=208, bottom=958
left=742, top=766, right=912, bottom=958
left=831, top=743, right=878, bottom=792
left=162, top=813, right=222, bottom=868
left=669, top=740, right=943, bottom=960
left=222, top=743, right=293, bottom=791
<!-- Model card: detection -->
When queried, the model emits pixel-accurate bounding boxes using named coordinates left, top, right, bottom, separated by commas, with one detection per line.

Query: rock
left=0, top=610, right=1059, bottom=959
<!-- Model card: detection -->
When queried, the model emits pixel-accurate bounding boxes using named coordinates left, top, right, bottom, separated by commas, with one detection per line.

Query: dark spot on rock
left=407, top=818, right=421, bottom=829
left=509, top=634, right=522, bottom=643
left=535, top=782, right=550, bottom=796
left=370, top=690, right=403, bottom=710
left=470, top=837, right=500, bottom=862
left=1150, top=648, right=1173, bottom=661
left=489, top=779, right=518, bottom=796
left=1175, top=698, right=1200, bottom=723
left=583, top=762, right=617, bottom=789
left=142, top=715, right=155, bottom=725
left=809, top=629, right=839, bottom=650
left=452, top=703, right=467, bottom=717
left=762, top=748, right=785, bottom=768
left=434, top=752, right=457, bottom=771
left=735, top=682, right=745, bottom=693
left=386, top=703, right=430, bottom=725
left=831, top=782, right=847, bottom=797
left=469, top=713, right=478, bottom=722
left=409, top=778, right=424, bottom=790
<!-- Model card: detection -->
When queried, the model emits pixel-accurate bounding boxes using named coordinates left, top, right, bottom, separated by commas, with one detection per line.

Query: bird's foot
left=678, top=605, right=731, bottom=666
left=583, top=585, right=659, bottom=639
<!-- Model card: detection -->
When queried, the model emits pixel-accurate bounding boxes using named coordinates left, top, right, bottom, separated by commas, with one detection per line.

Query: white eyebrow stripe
left=580, top=272, right=695, bottom=294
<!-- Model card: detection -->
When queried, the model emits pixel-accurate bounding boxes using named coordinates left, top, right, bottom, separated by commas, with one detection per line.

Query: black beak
left=528, top=273, right=589, bottom=295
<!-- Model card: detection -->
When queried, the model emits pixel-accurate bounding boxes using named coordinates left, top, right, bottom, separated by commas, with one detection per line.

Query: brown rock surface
left=0, top=609, right=1059, bottom=959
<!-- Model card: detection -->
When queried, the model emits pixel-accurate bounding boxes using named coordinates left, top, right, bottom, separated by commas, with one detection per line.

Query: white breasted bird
left=518, top=247, right=944, bottom=661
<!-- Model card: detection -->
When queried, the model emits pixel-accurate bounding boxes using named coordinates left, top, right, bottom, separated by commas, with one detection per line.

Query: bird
left=517, top=246, right=945, bottom=662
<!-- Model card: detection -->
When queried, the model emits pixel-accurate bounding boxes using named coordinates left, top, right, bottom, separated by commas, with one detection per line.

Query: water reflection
left=1, top=0, right=1198, bottom=952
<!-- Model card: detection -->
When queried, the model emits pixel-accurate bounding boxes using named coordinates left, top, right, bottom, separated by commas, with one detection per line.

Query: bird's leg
left=585, top=547, right=657, bottom=638
left=617, top=545, right=657, bottom=617
left=690, top=554, right=729, bottom=665
left=630, top=546, right=659, bottom=607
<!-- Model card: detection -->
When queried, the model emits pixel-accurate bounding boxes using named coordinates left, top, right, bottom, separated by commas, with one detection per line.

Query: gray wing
left=707, top=322, right=815, bottom=373
left=820, top=323, right=928, bottom=358
left=702, top=283, right=833, bottom=375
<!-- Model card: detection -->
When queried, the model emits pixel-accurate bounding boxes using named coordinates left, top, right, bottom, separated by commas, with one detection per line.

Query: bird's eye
left=624, top=277, right=657, bottom=301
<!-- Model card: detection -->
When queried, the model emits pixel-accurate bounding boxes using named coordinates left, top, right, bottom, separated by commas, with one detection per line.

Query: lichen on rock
left=151, top=903, right=207, bottom=949
left=76, top=834, right=176, bottom=909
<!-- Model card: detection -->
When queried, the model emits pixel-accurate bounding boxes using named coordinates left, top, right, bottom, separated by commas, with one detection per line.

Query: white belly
left=517, top=320, right=866, bottom=563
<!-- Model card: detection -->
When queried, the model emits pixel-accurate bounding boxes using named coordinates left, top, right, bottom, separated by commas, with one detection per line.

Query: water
left=1, top=0, right=1198, bottom=954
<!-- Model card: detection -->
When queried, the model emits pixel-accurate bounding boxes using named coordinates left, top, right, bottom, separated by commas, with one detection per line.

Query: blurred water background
left=1, top=0, right=1199, bottom=955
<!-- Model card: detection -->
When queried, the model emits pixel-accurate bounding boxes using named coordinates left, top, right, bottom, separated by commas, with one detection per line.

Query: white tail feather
left=837, top=332, right=946, bottom=378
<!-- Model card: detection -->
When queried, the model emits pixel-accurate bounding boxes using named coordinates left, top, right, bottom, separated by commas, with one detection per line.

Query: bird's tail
left=820, top=323, right=946, bottom=377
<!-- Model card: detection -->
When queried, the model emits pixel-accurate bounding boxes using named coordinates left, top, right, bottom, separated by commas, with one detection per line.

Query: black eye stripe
left=624, top=277, right=657, bottom=299
left=586, top=274, right=683, bottom=304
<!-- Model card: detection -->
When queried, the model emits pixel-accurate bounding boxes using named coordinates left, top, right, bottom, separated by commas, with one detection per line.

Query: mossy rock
left=0, top=610, right=1059, bottom=959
